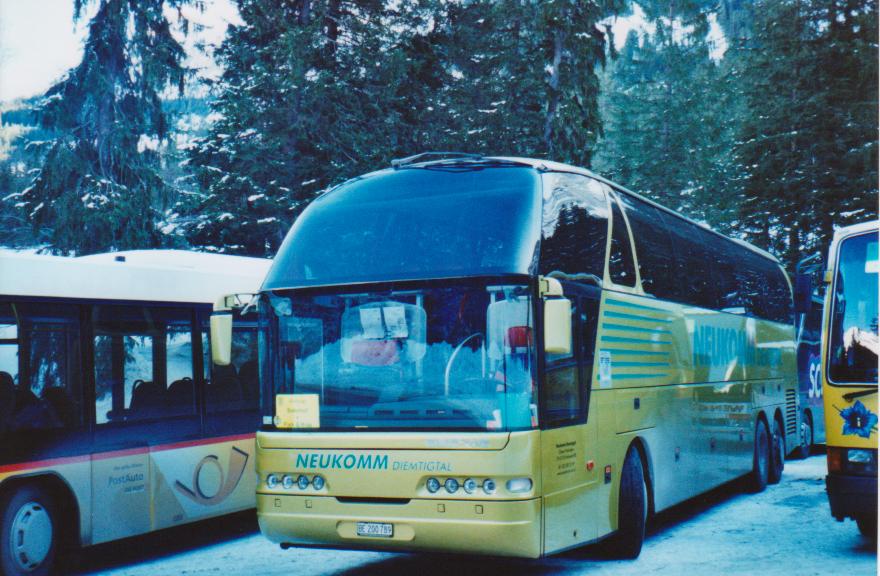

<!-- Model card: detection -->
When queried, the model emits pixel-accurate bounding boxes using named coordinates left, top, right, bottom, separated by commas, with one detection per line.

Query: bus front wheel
left=857, top=515, right=877, bottom=539
left=609, top=447, right=647, bottom=559
left=748, top=419, right=770, bottom=493
left=0, top=485, right=57, bottom=576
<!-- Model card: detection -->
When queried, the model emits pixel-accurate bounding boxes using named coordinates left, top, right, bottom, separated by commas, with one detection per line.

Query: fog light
left=482, top=479, right=496, bottom=494
left=282, top=475, right=295, bottom=489
left=463, top=478, right=477, bottom=494
left=506, top=477, right=533, bottom=493
left=312, top=475, right=325, bottom=490
left=444, top=478, right=459, bottom=494
left=297, top=474, right=310, bottom=490
left=426, top=477, right=441, bottom=493
left=848, top=449, right=872, bottom=463
left=266, top=474, right=280, bottom=489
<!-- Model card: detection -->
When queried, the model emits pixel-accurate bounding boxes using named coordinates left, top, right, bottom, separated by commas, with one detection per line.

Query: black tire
left=608, top=447, right=647, bottom=559
left=793, top=411, right=813, bottom=460
left=0, top=485, right=57, bottom=576
left=747, top=419, right=770, bottom=493
left=768, top=417, right=785, bottom=485
left=857, top=514, right=877, bottom=539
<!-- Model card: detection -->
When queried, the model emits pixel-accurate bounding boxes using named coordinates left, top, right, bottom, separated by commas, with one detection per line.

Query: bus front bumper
left=826, top=473, right=878, bottom=521
left=257, top=493, right=543, bottom=558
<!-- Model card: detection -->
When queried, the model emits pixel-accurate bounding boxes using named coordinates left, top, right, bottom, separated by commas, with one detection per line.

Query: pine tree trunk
left=544, top=30, right=563, bottom=155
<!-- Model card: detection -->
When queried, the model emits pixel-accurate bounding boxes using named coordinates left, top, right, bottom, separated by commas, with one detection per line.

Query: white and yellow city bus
left=0, top=250, right=270, bottom=576
left=217, top=154, right=799, bottom=559
left=818, top=221, right=878, bottom=537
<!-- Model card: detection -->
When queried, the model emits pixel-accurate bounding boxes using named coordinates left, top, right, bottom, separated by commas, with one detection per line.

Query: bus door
left=90, top=305, right=201, bottom=542
left=541, top=287, right=600, bottom=553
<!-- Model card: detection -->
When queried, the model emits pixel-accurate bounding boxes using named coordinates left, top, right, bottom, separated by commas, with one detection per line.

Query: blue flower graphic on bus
left=839, top=401, right=878, bottom=439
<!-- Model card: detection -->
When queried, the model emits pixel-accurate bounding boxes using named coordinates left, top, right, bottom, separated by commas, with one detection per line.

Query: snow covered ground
left=76, top=455, right=876, bottom=576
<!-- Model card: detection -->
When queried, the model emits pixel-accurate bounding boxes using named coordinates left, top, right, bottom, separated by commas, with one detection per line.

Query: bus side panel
left=150, top=435, right=256, bottom=531
left=540, top=420, right=598, bottom=554
left=90, top=450, right=151, bottom=544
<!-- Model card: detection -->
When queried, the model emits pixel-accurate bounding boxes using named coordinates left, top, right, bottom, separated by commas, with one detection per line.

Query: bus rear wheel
left=609, top=447, right=647, bottom=559
left=768, top=418, right=784, bottom=485
left=0, top=485, right=57, bottom=576
left=857, top=514, right=877, bottom=539
left=747, top=419, right=770, bottom=493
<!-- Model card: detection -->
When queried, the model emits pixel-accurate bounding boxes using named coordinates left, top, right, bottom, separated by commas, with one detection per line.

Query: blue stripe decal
left=600, top=348, right=670, bottom=356
left=602, top=322, right=672, bottom=335
left=601, top=336, right=672, bottom=345
left=603, top=310, right=672, bottom=324
left=612, top=361, right=670, bottom=367
left=603, top=373, right=668, bottom=380
left=605, top=298, right=667, bottom=313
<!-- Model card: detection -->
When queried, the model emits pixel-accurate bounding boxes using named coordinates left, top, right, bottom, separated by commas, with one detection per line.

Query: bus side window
left=205, top=319, right=260, bottom=414
left=608, top=194, right=636, bottom=287
left=539, top=173, right=609, bottom=281
left=616, top=194, right=680, bottom=300
left=543, top=298, right=584, bottom=427
left=0, top=301, right=82, bottom=431
left=93, top=306, right=196, bottom=423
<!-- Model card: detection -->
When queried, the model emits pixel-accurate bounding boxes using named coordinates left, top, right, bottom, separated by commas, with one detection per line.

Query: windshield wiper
left=843, top=387, right=878, bottom=402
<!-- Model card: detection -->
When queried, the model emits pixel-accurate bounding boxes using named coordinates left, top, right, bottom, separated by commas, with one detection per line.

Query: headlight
left=297, top=474, right=310, bottom=490
left=266, top=474, right=280, bottom=489
left=482, top=479, right=496, bottom=494
left=312, top=475, right=325, bottom=490
left=506, top=477, right=533, bottom=493
left=444, top=478, right=459, bottom=494
left=426, top=477, right=441, bottom=493
left=463, top=478, right=477, bottom=494
left=282, top=475, right=295, bottom=489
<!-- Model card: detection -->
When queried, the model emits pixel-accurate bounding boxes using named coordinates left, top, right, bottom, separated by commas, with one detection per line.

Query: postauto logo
left=295, top=453, right=389, bottom=471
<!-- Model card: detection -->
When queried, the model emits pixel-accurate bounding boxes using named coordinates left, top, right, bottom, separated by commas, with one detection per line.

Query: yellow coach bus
left=0, top=250, right=270, bottom=576
left=818, top=221, right=878, bottom=537
left=216, top=154, right=799, bottom=559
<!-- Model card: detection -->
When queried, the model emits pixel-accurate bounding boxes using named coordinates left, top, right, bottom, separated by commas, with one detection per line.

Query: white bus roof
left=0, top=249, right=272, bottom=304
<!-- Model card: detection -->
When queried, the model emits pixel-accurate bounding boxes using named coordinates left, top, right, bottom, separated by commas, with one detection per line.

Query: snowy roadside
left=79, top=456, right=876, bottom=576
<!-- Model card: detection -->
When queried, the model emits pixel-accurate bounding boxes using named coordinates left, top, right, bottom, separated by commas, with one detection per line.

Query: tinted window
left=828, top=231, right=878, bottom=383
left=617, top=193, right=680, bottom=300
left=206, top=317, right=260, bottom=414
left=93, top=306, right=196, bottom=423
left=608, top=194, right=636, bottom=287
left=539, top=173, right=608, bottom=281
left=265, top=167, right=541, bottom=288
left=666, top=222, right=714, bottom=309
left=0, top=302, right=82, bottom=431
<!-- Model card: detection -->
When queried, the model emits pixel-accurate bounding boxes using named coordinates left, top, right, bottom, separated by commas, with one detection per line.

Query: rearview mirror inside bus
left=211, top=311, right=233, bottom=366
left=543, top=298, right=572, bottom=355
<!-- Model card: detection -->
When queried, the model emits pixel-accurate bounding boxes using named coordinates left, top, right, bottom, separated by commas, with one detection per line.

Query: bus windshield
left=263, top=280, right=538, bottom=431
left=263, top=167, right=541, bottom=289
left=828, top=231, right=879, bottom=384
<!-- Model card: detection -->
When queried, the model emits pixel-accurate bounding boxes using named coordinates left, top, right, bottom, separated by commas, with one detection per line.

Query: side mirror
left=544, top=298, right=572, bottom=355
left=210, top=297, right=233, bottom=366
left=794, top=273, right=812, bottom=315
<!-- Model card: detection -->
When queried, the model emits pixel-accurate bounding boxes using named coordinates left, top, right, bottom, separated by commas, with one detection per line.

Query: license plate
left=356, top=522, right=393, bottom=538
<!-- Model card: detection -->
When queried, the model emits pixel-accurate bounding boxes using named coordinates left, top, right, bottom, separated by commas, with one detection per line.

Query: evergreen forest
left=0, top=0, right=876, bottom=274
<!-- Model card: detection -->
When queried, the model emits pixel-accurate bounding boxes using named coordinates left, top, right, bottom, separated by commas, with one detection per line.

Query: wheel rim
left=9, top=501, right=53, bottom=572
left=801, top=420, right=812, bottom=452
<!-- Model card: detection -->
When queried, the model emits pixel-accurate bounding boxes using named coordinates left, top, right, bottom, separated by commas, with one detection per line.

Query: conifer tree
left=13, top=0, right=194, bottom=254
left=731, top=0, right=878, bottom=268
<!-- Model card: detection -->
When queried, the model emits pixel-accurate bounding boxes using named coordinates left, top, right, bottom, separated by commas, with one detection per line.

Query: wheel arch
left=0, top=473, right=82, bottom=549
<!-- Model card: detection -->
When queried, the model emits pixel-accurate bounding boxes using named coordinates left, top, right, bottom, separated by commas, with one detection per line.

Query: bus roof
left=339, top=155, right=782, bottom=267
left=0, top=249, right=272, bottom=304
